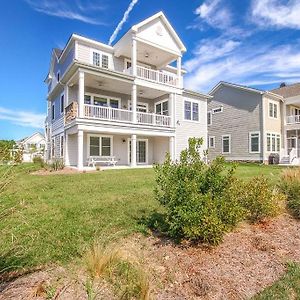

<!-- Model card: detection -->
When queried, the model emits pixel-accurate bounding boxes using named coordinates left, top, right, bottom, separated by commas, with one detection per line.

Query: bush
left=241, top=176, right=285, bottom=222
left=279, top=168, right=300, bottom=218
left=32, top=156, right=44, bottom=166
left=154, top=138, right=245, bottom=245
left=154, top=138, right=285, bottom=245
left=50, top=159, right=64, bottom=171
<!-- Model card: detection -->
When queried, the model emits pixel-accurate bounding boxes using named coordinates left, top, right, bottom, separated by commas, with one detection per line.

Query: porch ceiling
left=117, top=40, right=178, bottom=68
left=71, top=72, right=168, bottom=99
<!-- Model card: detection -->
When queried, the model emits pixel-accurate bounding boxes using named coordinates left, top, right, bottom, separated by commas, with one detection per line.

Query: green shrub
left=241, top=176, right=285, bottom=222
left=32, top=156, right=44, bottom=166
left=279, top=168, right=300, bottom=219
left=154, top=138, right=245, bottom=245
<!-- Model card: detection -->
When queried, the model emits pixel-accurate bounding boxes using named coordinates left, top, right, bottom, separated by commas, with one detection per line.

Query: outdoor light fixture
left=145, top=52, right=149, bottom=58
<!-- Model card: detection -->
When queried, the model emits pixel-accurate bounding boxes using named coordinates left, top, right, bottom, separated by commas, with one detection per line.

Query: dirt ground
left=1, top=214, right=299, bottom=300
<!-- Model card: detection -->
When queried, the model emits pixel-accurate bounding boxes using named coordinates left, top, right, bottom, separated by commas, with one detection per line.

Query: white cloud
left=108, top=0, right=139, bottom=45
left=194, top=0, right=232, bottom=30
left=184, top=39, right=300, bottom=92
left=251, top=0, right=300, bottom=29
left=24, top=0, right=106, bottom=25
left=0, top=107, right=45, bottom=129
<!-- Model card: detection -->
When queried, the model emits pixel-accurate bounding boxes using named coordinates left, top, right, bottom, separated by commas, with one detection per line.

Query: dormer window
left=92, top=51, right=109, bottom=69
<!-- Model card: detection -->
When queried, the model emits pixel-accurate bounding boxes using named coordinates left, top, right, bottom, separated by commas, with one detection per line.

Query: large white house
left=45, top=12, right=210, bottom=170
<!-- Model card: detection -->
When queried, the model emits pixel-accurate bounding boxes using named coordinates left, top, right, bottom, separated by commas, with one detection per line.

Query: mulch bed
left=0, top=214, right=299, bottom=299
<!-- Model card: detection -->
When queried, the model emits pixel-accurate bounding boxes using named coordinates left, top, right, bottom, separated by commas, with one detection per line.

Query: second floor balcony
left=287, top=115, right=300, bottom=125
left=65, top=101, right=172, bottom=128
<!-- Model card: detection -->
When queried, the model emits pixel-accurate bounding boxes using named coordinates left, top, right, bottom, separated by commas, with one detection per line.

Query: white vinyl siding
left=249, top=132, right=260, bottom=153
left=222, top=135, right=231, bottom=154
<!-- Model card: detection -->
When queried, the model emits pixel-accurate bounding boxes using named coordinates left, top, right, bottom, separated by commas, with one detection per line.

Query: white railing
left=289, top=148, right=298, bottom=163
left=137, top=112, right=171, bottom=127
left=287, top=115, right=300, bottom=124
left=84, top=105, right=132, bottom=122
left=83, top=105, right=172, bottom=128
left=137, top=66, right=178, bottom=86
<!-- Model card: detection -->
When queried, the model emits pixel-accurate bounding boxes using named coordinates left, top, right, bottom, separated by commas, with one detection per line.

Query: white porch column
left=177, top=56, right=182, bottom=88
left=64, top=84, right=69, bottom=107
left=131, top=134, right=137, bottom=167
left=131, top=35, right=137, bottom=76
left=77, top=130, right=84, bottom=170
left=78, top=70, right=85, bottom=118
left=132, top=84, right=137, bottom=123
left=169, top=136, right=175, bottom=161
left=169, top=93, right=175, bottom=127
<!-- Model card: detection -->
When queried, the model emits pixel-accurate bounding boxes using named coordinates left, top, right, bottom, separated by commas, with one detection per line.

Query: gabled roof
left=18, top=132, right=45, bottom=144
left=131, top=11, right=186, bottom=52
left=270, top=82, right=300, bottom=98
left=209, top=81, right=283, bottom=101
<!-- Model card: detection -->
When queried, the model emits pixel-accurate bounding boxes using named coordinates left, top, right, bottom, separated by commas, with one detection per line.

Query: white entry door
left=128, top=139, right=148, bottom=164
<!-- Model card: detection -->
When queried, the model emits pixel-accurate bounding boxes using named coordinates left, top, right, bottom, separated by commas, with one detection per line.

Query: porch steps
left=280, top=156, right=290, bottom=165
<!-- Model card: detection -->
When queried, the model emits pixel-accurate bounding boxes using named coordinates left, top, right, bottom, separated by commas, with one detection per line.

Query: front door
left=128, top=139, right=148, bottom=164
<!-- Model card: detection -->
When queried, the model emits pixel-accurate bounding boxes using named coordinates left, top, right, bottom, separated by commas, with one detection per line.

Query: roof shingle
left=270, top=82, right=300, bottom=98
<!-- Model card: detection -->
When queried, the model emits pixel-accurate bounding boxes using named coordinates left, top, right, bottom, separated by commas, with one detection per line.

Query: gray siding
left=208, top=85, right=263, bottom=161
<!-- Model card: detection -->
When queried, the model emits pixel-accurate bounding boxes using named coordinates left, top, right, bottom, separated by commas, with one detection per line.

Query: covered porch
left=285, top=129, right=300, bottom=164
left=64, top=129, right=175, bottom=170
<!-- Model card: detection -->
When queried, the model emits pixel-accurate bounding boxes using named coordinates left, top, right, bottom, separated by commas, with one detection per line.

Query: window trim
left=60, top=93, right=64, bottom=114
left=155, top=99, right=169, bottom=115
left=90, top=49, right=110, bottom=69
left=84, top=92, right=121, bottom=108
left=268, top=100, right=279, bottom=119
left=249, top=131, right=261, bottom=154
left=183, top=99, right=200, bottom=122
left=52, top=103, right=55, bottom=120
left=60, top=135, right=64, bottom=157
left=222, top=134, right=231, bottom=154
left=87, top=134, right=113, bottom=157
left=209, top=136, right=215, bottom=149
left=207, top=111, right=212, bottom=126
left=266, top=132, right=281, bottom=153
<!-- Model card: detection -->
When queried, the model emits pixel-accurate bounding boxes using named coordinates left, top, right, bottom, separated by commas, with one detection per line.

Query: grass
left=253, top=262, right=300, bottom=299
left=0, top=162, right=286, bottom=275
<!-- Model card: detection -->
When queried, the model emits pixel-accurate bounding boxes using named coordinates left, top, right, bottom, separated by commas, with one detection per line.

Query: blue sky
left=0, top=0, right=300, bottom=140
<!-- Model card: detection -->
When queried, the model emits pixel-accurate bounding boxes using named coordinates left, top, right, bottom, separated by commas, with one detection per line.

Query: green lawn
left=253, top=262, right=300, bottom=300
left=0, top=163, right=285, bottom=275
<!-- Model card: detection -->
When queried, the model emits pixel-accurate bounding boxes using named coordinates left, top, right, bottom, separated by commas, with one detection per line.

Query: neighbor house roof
left=270, top=83, right=300, bottom=98
left=17, top=132, right=45, bottom=145
left=210, top=81, right=283, bottom=101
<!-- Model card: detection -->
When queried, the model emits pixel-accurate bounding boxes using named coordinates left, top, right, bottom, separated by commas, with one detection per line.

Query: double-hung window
left=60, top=94, right=64, bottom=114
left=155, top=100, right=168, bottom=115
left=89, top=136, right=112, bottom=157
left=222, top=135, right=231, bottom=154
left=92, top=51, right=109, bottom=69
left=249, top=132, right=260, bottom=153
left=269, top=101, right=278, bottom=118
left=207, top=111, right=212, bottom=125
left=52, top=104, right=55, bottom=120
left=209, top=136, right=215, bottom=148
left=184, top=100, right=199, bottom=121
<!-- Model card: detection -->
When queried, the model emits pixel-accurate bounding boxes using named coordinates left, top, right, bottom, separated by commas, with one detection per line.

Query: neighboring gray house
left=207, top=82, right=283, bottom=163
